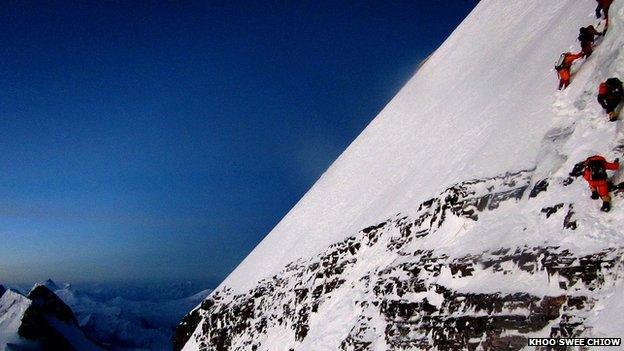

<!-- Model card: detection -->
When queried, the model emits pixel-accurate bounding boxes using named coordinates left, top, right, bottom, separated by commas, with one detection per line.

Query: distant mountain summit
left=0, top=284, right=101, bottom=351
left=27, top=285, right=78, bottom=326
left=39, top=279, right=60, bottom=292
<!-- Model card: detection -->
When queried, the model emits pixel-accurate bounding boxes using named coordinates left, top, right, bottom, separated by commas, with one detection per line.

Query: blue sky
left=0, top=1, right=476, bottom=285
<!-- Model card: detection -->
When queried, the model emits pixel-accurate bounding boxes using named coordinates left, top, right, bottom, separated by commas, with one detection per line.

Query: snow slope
left=221, top=0, right=612, bottom=294
left=179, top=0, right=624, bottom=350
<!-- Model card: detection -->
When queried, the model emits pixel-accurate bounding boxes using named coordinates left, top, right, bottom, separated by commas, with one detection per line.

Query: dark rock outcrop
left=18, top=302, right=74, bottom=351
left=28, top=285, right=79, bottom=325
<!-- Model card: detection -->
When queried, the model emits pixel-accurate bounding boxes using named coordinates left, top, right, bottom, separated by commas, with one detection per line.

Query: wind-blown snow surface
left=180, top=0, right=624, bottom=350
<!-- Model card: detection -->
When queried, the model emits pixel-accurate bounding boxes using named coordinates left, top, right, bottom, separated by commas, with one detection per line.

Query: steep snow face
left=221, top=0, right=607, bottom=294
left=180, top=0, right=624, bottom=350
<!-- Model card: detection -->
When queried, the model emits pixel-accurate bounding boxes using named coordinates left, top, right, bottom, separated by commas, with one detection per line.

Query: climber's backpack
left=587, top=159, right=608, bottom=180
left=578, top=27, right=592, bottom=42
left=605, top=77, right=623, bottom=95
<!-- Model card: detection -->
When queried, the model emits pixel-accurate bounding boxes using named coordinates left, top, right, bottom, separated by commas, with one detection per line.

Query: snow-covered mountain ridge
left=0, top=280, right=211, bottom=351
left=177, top=0, right=624, bottom=350
left=0, top=284, right=101, bottom=351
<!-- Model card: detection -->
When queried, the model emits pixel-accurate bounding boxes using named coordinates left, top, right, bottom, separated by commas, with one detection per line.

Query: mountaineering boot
left=608, top=111, right=618, bottom=121
left=601, top=201, right=611, bottom=212
left=591, top=191, right=600, bottom=199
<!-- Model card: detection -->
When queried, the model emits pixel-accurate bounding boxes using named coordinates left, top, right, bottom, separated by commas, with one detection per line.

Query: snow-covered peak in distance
left=0, top=284, right=102, bottom=351
left=38, top=279, right=60, bottom=292
left=0, top=289, right=32, bottom=350
left=220, top=0, right=603, bottom=294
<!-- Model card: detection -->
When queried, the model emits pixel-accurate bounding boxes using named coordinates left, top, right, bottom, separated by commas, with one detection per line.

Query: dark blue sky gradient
left=0, top=1, right=477, bottom=285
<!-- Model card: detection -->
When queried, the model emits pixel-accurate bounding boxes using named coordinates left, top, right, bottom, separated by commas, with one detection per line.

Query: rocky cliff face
left=176, top=169, right=624, bottom=350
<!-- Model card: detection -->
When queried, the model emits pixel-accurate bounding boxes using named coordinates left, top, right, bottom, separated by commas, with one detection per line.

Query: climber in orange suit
left=555, top=52, right=584, bottom=90
left=582, top=155, right=619, bottom=212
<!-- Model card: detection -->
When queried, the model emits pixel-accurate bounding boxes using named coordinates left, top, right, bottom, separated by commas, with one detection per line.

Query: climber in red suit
left=555, top=52, right=584, bottom=90
left=582, top=155, right=619, bottom=212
